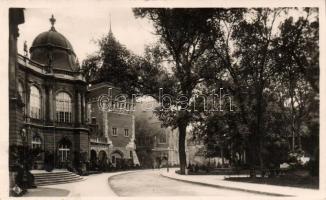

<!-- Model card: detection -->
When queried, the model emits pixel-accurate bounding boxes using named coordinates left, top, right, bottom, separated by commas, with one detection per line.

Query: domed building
left=10, top=13, right=140, bottom=173
left=29, top=16, right=80, bottom=73
left=13, top=15, right=89, bottom=169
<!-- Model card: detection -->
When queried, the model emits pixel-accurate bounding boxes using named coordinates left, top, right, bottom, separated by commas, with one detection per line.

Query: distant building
left=186, top=135, right=231, bottom=167
left=135, top=101, right=179, bottom=168
left=87, top=82, right=139, bottom=168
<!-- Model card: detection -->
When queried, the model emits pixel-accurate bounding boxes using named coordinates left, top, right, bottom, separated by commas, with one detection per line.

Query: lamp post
left=20, top=128, right=29, bottom=189
left=20, top=128, right=27, bottom=167
left=167, top=147, right=170, bottom=172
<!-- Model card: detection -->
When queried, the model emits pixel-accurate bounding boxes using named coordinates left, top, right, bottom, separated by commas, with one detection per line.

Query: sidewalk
left=25, top=170, right=136, bottom=197
left=160, top=168, right=322, bottom=197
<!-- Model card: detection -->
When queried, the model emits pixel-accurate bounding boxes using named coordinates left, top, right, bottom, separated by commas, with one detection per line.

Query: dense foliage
left=83, top=8, right=319, bottom=175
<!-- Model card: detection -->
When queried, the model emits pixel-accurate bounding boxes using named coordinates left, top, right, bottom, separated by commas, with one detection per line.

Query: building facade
left=135, top=101, right=179, bottom=168
left=10, top=15, right=89, bottom=169
left=87, top=82, right=139, bottom=168
left=9, top=12, right=139, bottom=170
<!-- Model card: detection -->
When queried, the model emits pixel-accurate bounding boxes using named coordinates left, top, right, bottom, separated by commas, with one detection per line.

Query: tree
left=83, top=8, right=319, bottom=175
left=82, top=29, right=140, bottom=95
left=198, top=8, right=285, bottom=170
left=192, top=8, right=318, bottom=171
left=273, top=8, right=319, bottom=154
left=133, top=8, right=217, bottom=174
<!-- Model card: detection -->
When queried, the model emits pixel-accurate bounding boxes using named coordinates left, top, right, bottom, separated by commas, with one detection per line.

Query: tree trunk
left=290, top=76, right=296, bottom=152
left=221, top=147, right=225, bottom=166
left=256, top=86, right=264, bottom=172
left=178, top=123, right=187, bottom=175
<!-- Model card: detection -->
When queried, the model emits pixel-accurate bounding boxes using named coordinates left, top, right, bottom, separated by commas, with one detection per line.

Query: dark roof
left=30, top=29, right=74, bottom=51
left=29, top=17, right=79, bottom=72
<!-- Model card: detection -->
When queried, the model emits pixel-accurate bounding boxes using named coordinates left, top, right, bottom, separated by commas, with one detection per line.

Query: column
left=82, top=92, right=86, bottom=124
left=25, top=80, right=31, bottom=122
left=131, top=115, right=135, bottom=143
left=44, top=82, right=54, bottom=123
left=48, top=87, right=54, bottom=121
left=103, top=108, right=108, bottom=138
left=77, top=92, right=81, bottom=124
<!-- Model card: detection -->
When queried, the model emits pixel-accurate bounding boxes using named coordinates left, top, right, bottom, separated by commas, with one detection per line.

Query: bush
left=308, top=149, right=319, bottom=176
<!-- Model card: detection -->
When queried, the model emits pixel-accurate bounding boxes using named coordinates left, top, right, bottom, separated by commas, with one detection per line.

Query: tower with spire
left=109, top=13, right=112, bottom=34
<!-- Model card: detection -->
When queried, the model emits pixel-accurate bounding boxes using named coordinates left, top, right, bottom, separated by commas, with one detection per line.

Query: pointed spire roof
left=109, top=13, right=112, bottom=34
left=107, top=13, right=115, bottom=41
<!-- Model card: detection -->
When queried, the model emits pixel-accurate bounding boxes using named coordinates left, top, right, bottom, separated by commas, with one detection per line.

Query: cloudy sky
left=17, top=7, right=158, bottom=62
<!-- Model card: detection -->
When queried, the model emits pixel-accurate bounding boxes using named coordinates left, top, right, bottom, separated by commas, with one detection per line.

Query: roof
left=29, top=15, right=79, bottom=72
left=30, top=30, right=74, bottom=51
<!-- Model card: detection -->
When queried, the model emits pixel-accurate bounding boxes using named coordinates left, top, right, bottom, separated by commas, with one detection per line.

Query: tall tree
left=201, top=8, right=285, bottom=170
left=133, top=8, right=216, bottom=174
left=203, top=8, right=319, bottom=170
left=82, top=29, right=140, bottom=95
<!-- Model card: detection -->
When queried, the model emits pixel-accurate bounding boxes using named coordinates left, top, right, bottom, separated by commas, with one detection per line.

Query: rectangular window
left=124, top=129, right=129, bottom=137
left=87, top=103, right=92, bottom=122
left=60, top=112, right=64, bottom=122
left=64, top=112, right=69, bottom=122
left=91, top=117, right=97, bottom=124
left=159, top=133, right=167, bottom=144
left=112, top=128, right=117, bottom=136
left=56, top=111, right=72, bottom=123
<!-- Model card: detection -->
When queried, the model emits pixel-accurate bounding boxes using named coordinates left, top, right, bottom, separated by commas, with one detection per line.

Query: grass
left=225, top=174, right=319, bottom=189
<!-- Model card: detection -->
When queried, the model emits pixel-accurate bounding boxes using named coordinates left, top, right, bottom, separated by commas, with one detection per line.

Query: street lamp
left=19, top=127, right=29, bottom=189
left=167, top=147, right=170, bottom=172
left=20, top=128, right=27, bottom=166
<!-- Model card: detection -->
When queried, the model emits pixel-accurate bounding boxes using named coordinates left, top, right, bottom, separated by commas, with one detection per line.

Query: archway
left=98, top=150, right=108, bottom=171
left=110, top=150, right=124, bottom=168
left=98, top=150, right=107, bottom=162
left=90, top=150, right=97, bottom=161
left=90, top=149, right=97, bottom=170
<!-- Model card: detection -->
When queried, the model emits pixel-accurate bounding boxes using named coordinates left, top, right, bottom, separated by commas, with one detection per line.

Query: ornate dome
left=30, top=15, right=79, bottom=72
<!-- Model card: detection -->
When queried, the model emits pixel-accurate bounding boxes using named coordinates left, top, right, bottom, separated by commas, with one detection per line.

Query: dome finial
left=49, top=14, right=56, bottom=31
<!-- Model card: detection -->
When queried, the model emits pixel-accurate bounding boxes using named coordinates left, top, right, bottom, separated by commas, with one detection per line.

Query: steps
left=32, top=170, right=84, bottom=186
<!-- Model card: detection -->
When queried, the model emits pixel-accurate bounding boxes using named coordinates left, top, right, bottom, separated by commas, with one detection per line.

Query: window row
left=136, top=134, right=167, bottom=145
left=112, top=102, right=134, bottom=111
left=19, top=85, right=74, bottom=123
left=32, top=137, right=71, bottom=162
left=112, top=128, right=129, bottom=137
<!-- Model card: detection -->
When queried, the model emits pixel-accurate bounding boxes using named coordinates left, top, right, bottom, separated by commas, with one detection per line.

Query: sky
left=17, top=7, right=158, bottom=62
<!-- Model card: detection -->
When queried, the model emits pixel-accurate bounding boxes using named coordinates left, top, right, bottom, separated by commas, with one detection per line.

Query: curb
left=107, top=170, right=141, bottom=196
left=160, top=173, right=293, bottom=197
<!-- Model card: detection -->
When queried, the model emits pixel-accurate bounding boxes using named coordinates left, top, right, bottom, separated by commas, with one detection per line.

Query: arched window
left=18, top=81, right=24, bottom=100
left=56, top=92, right=72, bottom=123
left=32, top=135, right=42, bottom=149
left=159, top=133, right=167, bottom=144
left=30, top=86, right=41, bottom=119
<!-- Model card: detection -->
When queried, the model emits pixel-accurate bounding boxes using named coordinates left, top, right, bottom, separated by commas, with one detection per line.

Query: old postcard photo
left=1, top=0, right=325, bottom=199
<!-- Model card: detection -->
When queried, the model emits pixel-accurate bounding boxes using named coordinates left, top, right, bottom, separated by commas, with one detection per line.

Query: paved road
left=26, top=170, right=269, bottom=197
left=109, top=170, right=266, bottom=196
